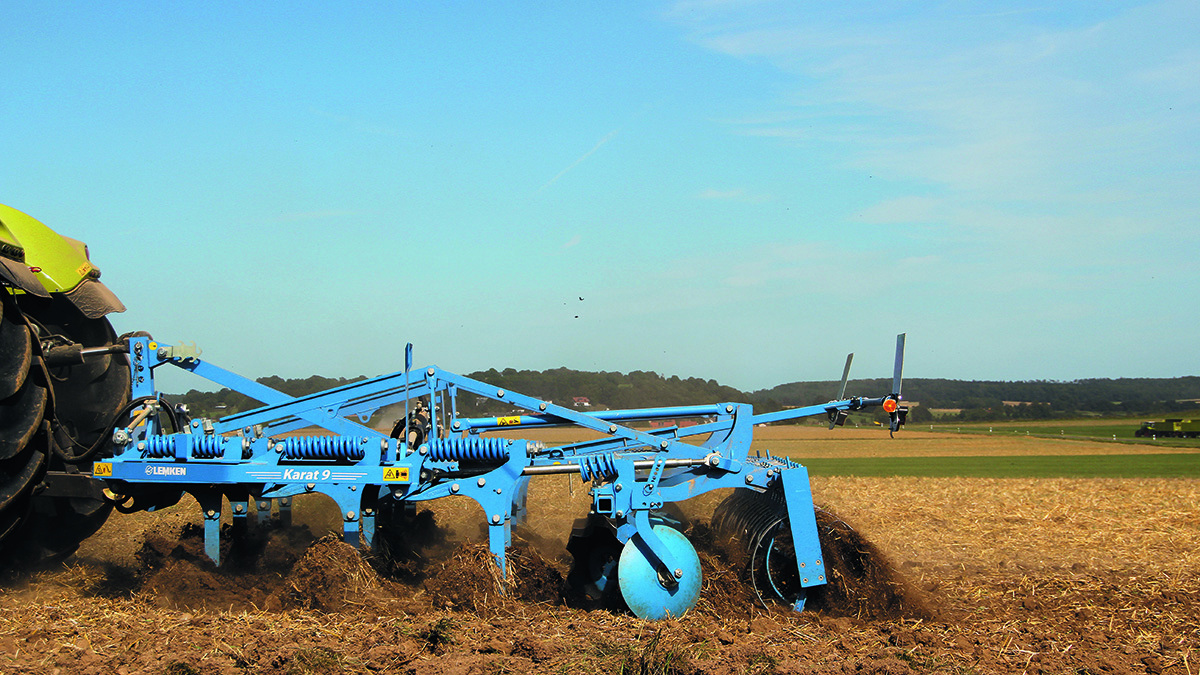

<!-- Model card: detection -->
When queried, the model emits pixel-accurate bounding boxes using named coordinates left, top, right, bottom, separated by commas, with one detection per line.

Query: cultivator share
left=0, top=203, right=912, bottom=620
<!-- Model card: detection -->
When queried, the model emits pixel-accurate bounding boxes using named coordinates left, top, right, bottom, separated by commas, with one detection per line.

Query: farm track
left=2, top=446, right=1199, bottom=673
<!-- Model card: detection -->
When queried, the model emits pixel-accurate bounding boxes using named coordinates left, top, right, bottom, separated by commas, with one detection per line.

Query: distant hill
left=168, top=370, right=1200, bottom=423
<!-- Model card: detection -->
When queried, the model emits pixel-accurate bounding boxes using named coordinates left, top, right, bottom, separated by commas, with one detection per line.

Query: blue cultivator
left=94, top=335, right=907, bottom=619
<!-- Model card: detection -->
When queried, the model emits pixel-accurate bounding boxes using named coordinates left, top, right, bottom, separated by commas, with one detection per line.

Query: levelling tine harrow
left=93, top=335, right=908, bottom=619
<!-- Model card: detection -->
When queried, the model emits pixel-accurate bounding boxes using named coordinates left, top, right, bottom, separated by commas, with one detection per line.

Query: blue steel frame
left=95, top=337, right=902, bottom=612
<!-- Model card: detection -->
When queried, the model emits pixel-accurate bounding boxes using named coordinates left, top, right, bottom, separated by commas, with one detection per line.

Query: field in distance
left=490, top=420, right=1200, bottom=478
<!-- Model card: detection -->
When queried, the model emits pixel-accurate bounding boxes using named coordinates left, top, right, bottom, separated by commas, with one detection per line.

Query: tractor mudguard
left=0, top=204, right=124, bottom=318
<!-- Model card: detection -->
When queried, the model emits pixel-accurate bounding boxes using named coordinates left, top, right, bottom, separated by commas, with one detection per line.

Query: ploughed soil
left=2, top=476, right=1198, bottom=674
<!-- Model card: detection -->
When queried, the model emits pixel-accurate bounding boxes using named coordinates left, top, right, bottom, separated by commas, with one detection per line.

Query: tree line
left=166, top=370, right=1200, bottom=423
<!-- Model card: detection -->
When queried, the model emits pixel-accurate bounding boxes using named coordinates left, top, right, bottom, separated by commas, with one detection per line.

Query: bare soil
left=2, top=476, right=1198, bottom=674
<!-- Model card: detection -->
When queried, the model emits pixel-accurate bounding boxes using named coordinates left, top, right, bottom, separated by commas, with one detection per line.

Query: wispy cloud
left=538, top=129, right=620, bottom=193
left=666, top=0, right=1200, bottom=245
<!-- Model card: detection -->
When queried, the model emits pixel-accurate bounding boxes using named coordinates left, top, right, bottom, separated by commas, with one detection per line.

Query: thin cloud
left=538, top=129, right=620, bottom=193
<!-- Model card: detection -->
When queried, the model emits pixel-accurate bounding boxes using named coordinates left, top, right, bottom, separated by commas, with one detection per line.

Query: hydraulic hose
left=52, top=395, right=179, bottom=465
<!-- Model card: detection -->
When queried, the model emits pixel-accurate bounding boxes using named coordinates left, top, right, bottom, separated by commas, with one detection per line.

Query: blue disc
left=617, top=525, right=702, bottom=620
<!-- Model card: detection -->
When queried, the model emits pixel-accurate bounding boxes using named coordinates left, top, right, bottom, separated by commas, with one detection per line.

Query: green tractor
left=0, top=203, right=131, bottom=563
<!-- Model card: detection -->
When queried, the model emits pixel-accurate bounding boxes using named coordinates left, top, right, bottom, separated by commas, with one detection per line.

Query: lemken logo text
left=145, top=465, right=187, bottom=477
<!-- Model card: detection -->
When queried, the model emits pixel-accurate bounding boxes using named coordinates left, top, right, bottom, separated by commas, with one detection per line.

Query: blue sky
left=5, top=1, right=1197, bottom=392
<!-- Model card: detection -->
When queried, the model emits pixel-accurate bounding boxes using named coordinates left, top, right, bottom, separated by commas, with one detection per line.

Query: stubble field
left=2, top=429, right=1198, bottom=674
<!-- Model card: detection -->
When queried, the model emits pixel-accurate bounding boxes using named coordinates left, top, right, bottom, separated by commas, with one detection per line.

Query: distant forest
left=167, top=369, right=1200, bottom=424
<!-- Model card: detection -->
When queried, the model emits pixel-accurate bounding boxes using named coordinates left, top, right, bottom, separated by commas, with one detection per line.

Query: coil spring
left=427, top=437, right=510, bottom=462
left=141, top=435, right=225, bottom=459
left=191, top=436, right=225, bottom=459
left=142, top=436, right=173, bottom=459
left=577, top=453, right=618, bottom=482
left=280, top=436, right=367, bottom=461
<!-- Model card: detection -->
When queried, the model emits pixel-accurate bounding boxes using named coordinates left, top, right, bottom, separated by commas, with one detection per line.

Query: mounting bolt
left=615, top=510, right=624, bottom=518
left=191, top=420, right=200, bottom=428
left=497, top=389, right=505, bottom=398
left=452, top=421, right=461, bottom=430
left=427, top=368, right=435, bottom=376
left=346, top=511, right=356, bottom=520
left=451, top=483, right=460, bottom=493
left=800, top=562, right=806, bottom=568
left=234, top=504, right=244, bottom=513
left=350, top=485, right=357, bottom=492
left=419, top=445, right=428, bottom=455
left=614, top=483, right=622, bottom=492
left=491, top=514, right=501, bottom=524
left=205, top=510, right=216, bottom=518
left=477, top=477, right=487, bottom=487
left=674, top=568, right=683, bottom=579
left=539, top=402, right=547, bottom=411
left=819, top=575, right=825, bottom=581
left=803, top=577, right=809, bottom=584
left=608, top=425, right=617, bottom=433
left=816, top=559, right=822, bottom=565
left=306, top=483, right=315, bottom=491
left=660, top=441, right=668, bottom=449
left=726, top=405, right=734, bottom=413
left=745, top=475, right=754, bottom=484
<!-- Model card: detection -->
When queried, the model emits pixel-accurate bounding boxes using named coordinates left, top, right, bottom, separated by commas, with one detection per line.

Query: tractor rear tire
left=0, top=286, right=130, bottom=564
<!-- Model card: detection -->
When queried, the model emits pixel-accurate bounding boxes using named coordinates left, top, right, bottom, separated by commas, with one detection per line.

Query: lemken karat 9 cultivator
left=88, top=335, right=908, bottom=620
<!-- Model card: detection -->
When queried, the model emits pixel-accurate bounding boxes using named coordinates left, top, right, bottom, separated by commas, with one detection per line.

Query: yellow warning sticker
left=77, top=262, right=94, bottom=277
left=93, top=462, right=113, bottom=477
left=383, top=467, right=410, bottom=482
left=497, top=416, right=521, bottom=426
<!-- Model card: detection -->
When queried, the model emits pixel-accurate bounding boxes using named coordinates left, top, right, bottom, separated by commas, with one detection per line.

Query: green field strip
left=797, top=454, right=1200, bottom=478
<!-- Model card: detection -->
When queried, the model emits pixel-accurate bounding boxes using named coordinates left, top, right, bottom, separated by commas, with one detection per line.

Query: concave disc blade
left=617, top=525, right=702, bottom=620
